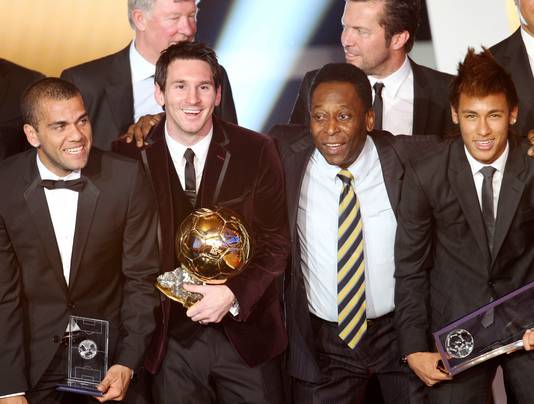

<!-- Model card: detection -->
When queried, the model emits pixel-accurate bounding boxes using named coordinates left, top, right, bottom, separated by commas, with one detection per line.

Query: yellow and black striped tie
left=337, top=170, right=366, bottom=349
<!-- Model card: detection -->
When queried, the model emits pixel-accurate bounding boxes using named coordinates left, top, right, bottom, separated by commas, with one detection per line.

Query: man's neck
left=133, top=37, right=158, bottom=65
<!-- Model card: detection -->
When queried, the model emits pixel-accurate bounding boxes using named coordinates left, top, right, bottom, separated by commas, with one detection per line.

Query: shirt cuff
left=229, top=299, right=240, bottom=317
left=0, top=392, right=25, bottom=398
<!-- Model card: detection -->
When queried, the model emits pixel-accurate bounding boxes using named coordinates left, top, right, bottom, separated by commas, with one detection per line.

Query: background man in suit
left=491, top=0, right=534, bottom=137
left=61, top=0, right=237, bottom=151
left=0, top=78, right=160, bottom=403
left=395, top=48, right=534, bottom=403
left=271, top=63, right=437, bottom=404
left=290, top=0, right=452, bottom=137
left=0, top=59, right=44, bottom=160
left=114, top=41, right=290, bottom=404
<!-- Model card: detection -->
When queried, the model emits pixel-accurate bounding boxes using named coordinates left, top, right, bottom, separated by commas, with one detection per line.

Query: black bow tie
left=40, top=177, right=86, bottom=192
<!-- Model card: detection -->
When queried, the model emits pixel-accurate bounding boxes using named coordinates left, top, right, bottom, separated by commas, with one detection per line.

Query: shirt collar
left=164, top=124, right=213, bottom=164
left=36, top=154, right=81, bottom=181
left=464, top=141, right=509, bottom=176
left=368, top=56, right=412, bottom=98
left=129, top=40, right=156, bottom=83
left=520, top=26, right=534, bottom=60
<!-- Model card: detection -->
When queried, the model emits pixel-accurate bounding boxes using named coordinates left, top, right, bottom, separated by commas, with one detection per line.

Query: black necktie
left=184, top=148, right=196, bottom=206
left=41, top=177, right=86, bottom=192
left=480, top=166, right=496, bottom=328
left=480, top=166, right=497, bottom=252
left=373, top=82, right=385, bottom=131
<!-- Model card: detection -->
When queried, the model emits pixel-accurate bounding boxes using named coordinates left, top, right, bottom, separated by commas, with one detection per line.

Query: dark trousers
left=292, top=312, right=413, bottom=404
left=26, top=344, right=99, bottom=404
left=153, top=326, right=285, bottom=404
left=429, top=350, right=534, bottom=404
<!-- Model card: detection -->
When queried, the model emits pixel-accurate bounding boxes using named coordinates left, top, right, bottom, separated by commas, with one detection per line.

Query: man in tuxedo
left=0, top=59, right=44, bottom=159
left=61, top=0, right=237, bottom=151
left=290, top=0, right=453, bottom=137
left=0, top=78, right=160, bottom=403
left=114, top=41, right=290, bottom=404
left=271, top=63, right=439, bottom=404
left=395, top=48, right=534, bottom=403
left=490, top=0, right=534, bottom=137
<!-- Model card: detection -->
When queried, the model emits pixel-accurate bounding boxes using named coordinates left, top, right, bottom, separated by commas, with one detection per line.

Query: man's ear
left=155, top=83, right=165, bottom=108
left=450, top=105, right=459, bottom=125
left=509, top=105, right=518, bottom=125
left=390, top=30, right=410, bottom=51
left=215, top=85, right=222, bottom=107
left=131, top=9, right=148, bottom=31
left=23, top=124, right=40, bottom=148
left=365, top=109, right=375, bottom=132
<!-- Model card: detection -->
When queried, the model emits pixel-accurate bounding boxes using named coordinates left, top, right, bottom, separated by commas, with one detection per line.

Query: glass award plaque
left=56, top=316, right=109, bottom=397
left=433, top=280, right=534, bottom=375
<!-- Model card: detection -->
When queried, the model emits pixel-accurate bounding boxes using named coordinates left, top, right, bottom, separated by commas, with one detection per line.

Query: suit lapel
left=492, top=142, right=527, bottom=262
left=199, top=119, right=231, bottom=207
left=371, top=133, right=403, bottom=214
left=23, top=152, right=68, bottom=293
left=0, top=60, right=7, bottom=114
left=69, top=154, right=101, bottom=287
left=410, top=59, right=431, bottom=135
left=448, top=139, right=491, bottom=261
left=286, top=133, right=314, bottom=239
left=105, top=45, right=134, bottom=132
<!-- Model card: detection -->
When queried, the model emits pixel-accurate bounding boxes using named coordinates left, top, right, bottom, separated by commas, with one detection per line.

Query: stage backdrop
left=0, top=0, right=132, bottom=76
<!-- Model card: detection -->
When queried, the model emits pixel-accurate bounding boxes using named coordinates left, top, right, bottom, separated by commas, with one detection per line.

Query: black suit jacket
left=491, top=28, right=534, bottom=137
left=61, top=44, right=238, bottom=150
left=270, top=123, right=439, bottom=382
left=0, top=59, right=44, bottom=159
left=289, top=59, right=453, bottom=137
left=114, top=117, right=290, bottom=371
left=395, top=137, right=534, bottom=357
left=0, top=149, right=160, bottom=396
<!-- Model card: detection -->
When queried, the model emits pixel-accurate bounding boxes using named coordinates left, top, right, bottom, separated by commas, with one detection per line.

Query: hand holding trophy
left=156, top=208, right=251, bottom=308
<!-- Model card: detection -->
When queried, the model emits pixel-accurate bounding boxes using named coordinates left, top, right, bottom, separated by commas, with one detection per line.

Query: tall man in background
left=61, top=0, right=237, bottom=150
left=491, top=0, right=534, bottom=137
left=0, top=78, right=160, bottom=403
left=290, top=0, right=452, bottom=137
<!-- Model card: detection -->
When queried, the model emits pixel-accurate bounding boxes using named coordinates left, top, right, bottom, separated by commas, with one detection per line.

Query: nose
left=177, top=16, right=196, bottom=39
left=326, top=117, right=339, bottom=136
left=341, top=27, right=354, bottom=49
left=478, top=118, right=491, bottom=136
left=187, top=87, right=200, bottom=104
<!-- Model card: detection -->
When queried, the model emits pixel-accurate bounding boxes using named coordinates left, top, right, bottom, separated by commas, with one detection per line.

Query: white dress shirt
left=37, top=155, right=80, bottom=285
left=130, top=41, right=163, bottom=122
left=297, top=137, right=397, bottom=321
left=369, top=56, right=414, bottom=136
left=165, top=125, right=213, bottom=192
left=464, top=143, right=509, bottom=217
left=520, top=27, right=534, bottom=77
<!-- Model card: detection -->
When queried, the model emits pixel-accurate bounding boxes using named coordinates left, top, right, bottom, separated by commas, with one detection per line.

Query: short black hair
left=310, top=63, right=372, bottom=111
left=21, top=77, right=81, bottom=128
left=155, top=41, right=221, bottom=91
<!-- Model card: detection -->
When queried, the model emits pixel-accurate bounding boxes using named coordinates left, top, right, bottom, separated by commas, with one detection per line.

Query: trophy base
left=57, top=381, right=103, bottom=397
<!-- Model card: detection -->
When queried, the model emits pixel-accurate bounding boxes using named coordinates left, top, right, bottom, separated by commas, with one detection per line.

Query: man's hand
left=184, top=284, right=235, bottom=324
left=406, top=352, right=453, bottom=387
left=0, top=397, right=27, bottom=404
left=523, top=329, right=534, bottom=351
left=528, top=130, right=534, bottom=157
left=95, top=364, right=133, bottom=402
left=120, top=113, right=163, bottom=147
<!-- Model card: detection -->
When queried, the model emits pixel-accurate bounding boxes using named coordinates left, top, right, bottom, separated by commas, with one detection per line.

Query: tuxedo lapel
left=492, top=143, right=527, bottom=262
left=286, top=133, right=314, bottom=239
left=105, top=46, right=134, bottom=133
left=199, top=120, right=230, bottom=207
left=411, top=59, right=431, bottom=135
left=448, top=139, right=491, bottom=261
left=68, top=152, right=102, bottom=287
left=23, top=153, right=67, bottom=293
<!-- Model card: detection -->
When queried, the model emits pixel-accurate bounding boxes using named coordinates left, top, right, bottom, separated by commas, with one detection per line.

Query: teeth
left=182, top=109, right=200, bottom=114
left=326, top=143, right=342, bottom=147
left=65, top=146, right=83, bottom=154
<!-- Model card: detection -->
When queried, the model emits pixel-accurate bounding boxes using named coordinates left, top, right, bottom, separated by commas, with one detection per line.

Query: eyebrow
left=47, top=112, right=89, bottom=127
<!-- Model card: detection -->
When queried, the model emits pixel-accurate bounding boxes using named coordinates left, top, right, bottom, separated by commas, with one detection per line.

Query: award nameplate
left=433, top=281, right=534, bottom=375
left=56, top=316, right=109, bottom=397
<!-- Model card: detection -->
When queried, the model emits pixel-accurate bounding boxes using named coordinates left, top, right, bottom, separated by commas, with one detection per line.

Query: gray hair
left=127, top=0, right=200, bottom=29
